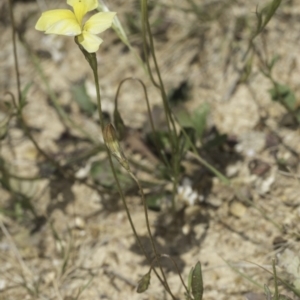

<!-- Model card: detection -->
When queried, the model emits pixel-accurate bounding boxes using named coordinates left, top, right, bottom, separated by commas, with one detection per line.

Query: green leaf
left=20, top=82, right=32, bottom=109
left=146, top=194, right=162, bottom=211
left=264, top=284, right=272, bottom=300
left=268, top=84, right=296, bottom=111
left=178, top=127, right=196, bottom=158
left=255, top=0, right=282, bottom=36
left=255, top=9, right=263, bottom=37
left=176, top=103, right=210, bottom=141
left=191, top=261, right=203, bottom=300
left=176, top=109, right=193, bottom=128
left=90, top=159, right=133, bottom=190
left=191, top=103, right=210, bottom=140
left=204, top=133, right=227, bottom=150
left=261, top=0, right=282, bottom=30
left=146, top=131, right=171, bottom=153
left=113, top=106, right=126, bottom=140
left=296, top=110, right=300, bottom=123
left=187, top=266, right=194, bottom=294
left=268, top=54, right=280, bottom=71
left=71, top=81, right=96, bottom=115
left=137, top=271, right=151, bottom=293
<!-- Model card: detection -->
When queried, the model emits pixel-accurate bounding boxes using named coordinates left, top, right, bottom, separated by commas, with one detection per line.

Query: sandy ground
left=0, top=0, right=300, bottom=299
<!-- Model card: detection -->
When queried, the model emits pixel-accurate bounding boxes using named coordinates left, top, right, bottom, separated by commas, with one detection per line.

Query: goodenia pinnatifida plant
left=35, top=1, right=176, bottom=298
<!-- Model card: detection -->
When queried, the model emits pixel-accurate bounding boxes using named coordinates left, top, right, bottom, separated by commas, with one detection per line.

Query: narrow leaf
left=20, top=82, right=32, bottom=109
left=191, top=261, right=203, bottom=300
left=268, top=84, right=296, bottom=111
left=187, top=266, right=194, bottom=293
left=191, top=103, right=210, bottom=140
left=262, top=0, right=282, bottom=29
left=264, top=284, right=272, bottom=300
left=113, top=106, right=126, bottom=140
left=71, top=81, right=96, bottom=115
left=137, top=271, right=151, bottom=293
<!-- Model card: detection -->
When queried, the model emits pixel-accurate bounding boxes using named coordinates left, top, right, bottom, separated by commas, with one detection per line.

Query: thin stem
left=170, top=156, right=180, bottom=213
left=147, top=254, right=189, bottom=297
left=114, top=77, right=170, bottom=168
left=141, top=0, right=174, bottom=141
left=18, top=34, right=97, bottom=143
left=141, top=0, right=181, bottom=212
left=159, top=254, right=189, bottom=295
left=92, top=68, right=104, bottom=130
left=129, top=171, right=176, bottom=299
left=86, top=49, right=174, bottom=297
left=8, top=0, right=21, bottom=104
left=172, top=112, right=230, bottom=185
left=108, top=153, right=169, bottom=284
left=272, top=259, right=279, bottom=300
left=6, top=7, right=108, bottom=206
left=144, top=3, right=178, bottom=145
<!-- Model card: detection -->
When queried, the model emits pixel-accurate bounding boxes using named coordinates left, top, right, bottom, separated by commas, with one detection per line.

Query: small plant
left=2, top=0, right=295, bottom=298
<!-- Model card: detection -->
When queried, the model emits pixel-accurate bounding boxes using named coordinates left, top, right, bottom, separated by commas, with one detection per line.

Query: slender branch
left=129, top=171, right=176, bottom=299
left=81, top=47, right=174, bottom=296
left=8, top=0, right=21, bottom=104
left=114, top=77, right=170, bottom=167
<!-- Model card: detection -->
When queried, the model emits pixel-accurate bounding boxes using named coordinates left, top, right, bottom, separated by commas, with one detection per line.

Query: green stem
left=129, top=172, right=176, bottom=299
left=159, top=254, right=189, bottom=295
left=114, top=77, right=170, bottom=168
left=8, top=0, right=21, bottom=104
left=80, top=45, right=175, bottom=297
left=272, top=259, right=279, bottom=300
left=141, top=0, right=174, bottom=142
left=141, top=0, right=181, bottom=212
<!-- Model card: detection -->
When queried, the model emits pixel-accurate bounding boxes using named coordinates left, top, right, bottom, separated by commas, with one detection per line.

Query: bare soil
left=0, top=0, right=300, bottom=299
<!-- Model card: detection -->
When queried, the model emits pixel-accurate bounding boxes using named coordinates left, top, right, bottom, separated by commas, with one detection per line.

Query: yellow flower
left=35, top=0, right=116, bottom=53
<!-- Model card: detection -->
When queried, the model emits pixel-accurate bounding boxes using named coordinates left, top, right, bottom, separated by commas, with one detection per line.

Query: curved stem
left=140, top=0, right=173, bottom=139
left=159, top=254, right=189, bottom=295
left=114, top=77, right=170, bottom=168
left=8, top=0, right=21, bottom=104
left=84, top=49, right=175, bottom=297
left=141, top=0, right=178, bottom=147
left=140, top=0, right=181, bottom=213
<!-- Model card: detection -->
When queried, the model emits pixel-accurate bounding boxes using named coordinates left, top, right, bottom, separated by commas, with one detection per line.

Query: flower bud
left=103, top=123, right=130, bottom=171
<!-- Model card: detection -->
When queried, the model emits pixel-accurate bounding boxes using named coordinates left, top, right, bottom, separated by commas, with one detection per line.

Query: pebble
left=75, top=217, right=86, bottom=230
left=229, top=201, right=247, bottom=218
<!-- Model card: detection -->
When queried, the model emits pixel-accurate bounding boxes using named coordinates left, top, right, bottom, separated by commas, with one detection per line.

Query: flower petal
left=83, top=12, right=116, bottom=34
left=77, top=31, right=103, bottom=53
left=35, top=10, right=81, bottom=36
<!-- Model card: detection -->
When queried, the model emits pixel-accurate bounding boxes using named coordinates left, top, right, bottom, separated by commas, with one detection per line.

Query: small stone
left=43, top=271, right=55, bottom=284
left=244, top=292, right=266, bottom=300
left=75, top=217, right=85, bottom=230
left=184, top=206, right=202, bottom=222
left=206, top=196, right=222, bottom=207
left=256, top=173, right=275, bottom=195
left=0, top=279, right=6, bottom=291
left=182, top=224, right=191, bottom=235
left=229, top=201, right=247, bottom=218
left=235, top=131, right=266, bottom=157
